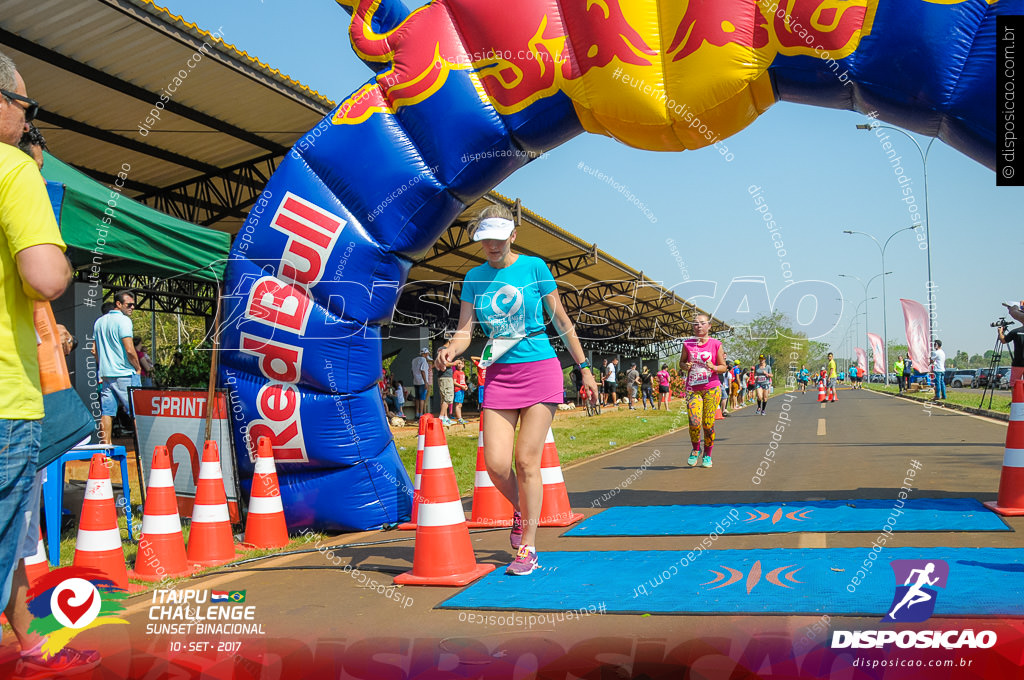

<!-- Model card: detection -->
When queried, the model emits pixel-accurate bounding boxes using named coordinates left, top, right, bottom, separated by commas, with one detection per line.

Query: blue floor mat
left=563, top=498, right=1009, bottom=536
left=439, top=547, right=1024, bottom=616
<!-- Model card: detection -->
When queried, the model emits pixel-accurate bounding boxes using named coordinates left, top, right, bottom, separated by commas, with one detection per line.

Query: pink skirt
left=483, top=357, right=564, bottom=410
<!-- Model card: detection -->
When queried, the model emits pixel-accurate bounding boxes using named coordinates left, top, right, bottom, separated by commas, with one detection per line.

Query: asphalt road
left=9, top=388, right=1021, bottom=679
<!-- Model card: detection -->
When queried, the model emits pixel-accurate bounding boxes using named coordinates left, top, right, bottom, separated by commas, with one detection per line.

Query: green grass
left=394, top=404, right=698, bottom=495
left=864, top=382, right=1012, bottom=413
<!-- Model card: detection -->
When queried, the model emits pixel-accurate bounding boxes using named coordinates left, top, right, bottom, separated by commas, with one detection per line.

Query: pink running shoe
left=15, top=647, right=101, bottom=679
left=510, top=511, right=523, bottom=549
left=506, top=546, right=538, bottom=575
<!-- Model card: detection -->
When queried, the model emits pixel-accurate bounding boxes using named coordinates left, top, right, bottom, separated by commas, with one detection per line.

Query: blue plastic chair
left=42, top=444, right=134, bottom=566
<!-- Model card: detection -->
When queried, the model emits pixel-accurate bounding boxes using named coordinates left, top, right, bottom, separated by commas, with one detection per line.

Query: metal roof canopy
left=2, top=0, right=725, bottom=349
left=0, top=0, right=333, bottom=234
left=400, top=192, right=727, bottom=356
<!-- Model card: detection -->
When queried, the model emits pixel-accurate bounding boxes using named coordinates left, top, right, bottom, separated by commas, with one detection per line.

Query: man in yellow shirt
left=826, top=352, right=838, bottom=402
left=0, top=50, right=72, bottom=647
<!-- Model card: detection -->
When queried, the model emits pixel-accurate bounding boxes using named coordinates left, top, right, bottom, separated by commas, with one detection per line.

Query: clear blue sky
left=162, top=0, right=1022, bottom=361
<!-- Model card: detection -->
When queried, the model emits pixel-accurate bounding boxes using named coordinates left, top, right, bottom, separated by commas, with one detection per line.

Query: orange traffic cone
left=73, top=453, right=133, bottom=590
left=242, top=437, right=289, bottom=548
left=985, top=381, right=1024, bottom=516
left=186, top=441, right=238, bottom=567
left=468, top=412, right=514, bottom=527
left=397, top=416, right=429, bottom=530
left=538, top=429, right=584, bottom=527
left=130, top=446, right=191, bottom=582
left=394, top=417, right=495, bottom=586
left=23, top=528, right=48, bottom=586
left=817, top=382, right=826, bottom=402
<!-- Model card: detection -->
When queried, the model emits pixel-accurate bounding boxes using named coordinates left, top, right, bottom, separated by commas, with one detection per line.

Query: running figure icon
left=888, top=562, right=940, bottom=620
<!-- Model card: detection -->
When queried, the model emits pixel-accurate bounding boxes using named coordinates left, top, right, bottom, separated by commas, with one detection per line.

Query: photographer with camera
left=1005, top=302, right=1024, bottom=326
left=997, top=304, right=1023, bottom=388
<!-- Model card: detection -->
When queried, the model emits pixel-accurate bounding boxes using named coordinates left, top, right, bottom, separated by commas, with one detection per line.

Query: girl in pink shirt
left=656, top=365, right=671, bottom=409
left=679, top=313, right=727, bottom=468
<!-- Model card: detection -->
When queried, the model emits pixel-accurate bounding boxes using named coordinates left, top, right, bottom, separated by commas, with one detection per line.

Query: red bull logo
left=669, top=0, right=769, bottom=60
left=333, top=0, right=875, bottom=151
left=669, top=1, right=872, bottom=60
left=238, top=192, right=348, bottom=463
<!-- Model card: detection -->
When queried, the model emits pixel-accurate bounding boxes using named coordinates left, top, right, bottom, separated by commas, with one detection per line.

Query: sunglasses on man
left=1, top=89, right=39, bottom=122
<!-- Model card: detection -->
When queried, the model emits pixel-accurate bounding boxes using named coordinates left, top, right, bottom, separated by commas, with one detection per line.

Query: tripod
left=980, top=331, right=1005, bottom=410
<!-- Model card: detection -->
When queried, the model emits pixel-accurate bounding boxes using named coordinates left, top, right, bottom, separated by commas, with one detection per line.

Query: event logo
left=26, top=566, right=128, bottom=659
left=883, top=559, right=948, bottom=623
left=702, top=559, right=803, bottom=593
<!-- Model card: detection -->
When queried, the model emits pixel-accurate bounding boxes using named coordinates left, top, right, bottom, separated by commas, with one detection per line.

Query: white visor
left=472, top=217, right=515, bottom=242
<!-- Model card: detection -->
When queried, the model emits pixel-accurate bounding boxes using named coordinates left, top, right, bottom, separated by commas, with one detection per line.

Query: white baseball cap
left=420, top=347, right=430, bottom=354
left=472, top=217, right=515, bottom=242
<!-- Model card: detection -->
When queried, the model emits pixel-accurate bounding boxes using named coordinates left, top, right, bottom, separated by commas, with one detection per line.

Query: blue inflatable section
left=769, top=0, right=1008, bottom=169
left=221, top=0, right=1008, bottom=531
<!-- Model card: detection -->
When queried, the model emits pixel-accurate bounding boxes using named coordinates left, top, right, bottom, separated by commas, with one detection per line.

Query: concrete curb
left=866, top=387, right=1009, bottom=423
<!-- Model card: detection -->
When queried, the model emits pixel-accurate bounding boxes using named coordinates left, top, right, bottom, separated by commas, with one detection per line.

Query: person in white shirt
left=930, top=339, right=946, bottom=400
left=604, top=358, right=618, bottom=406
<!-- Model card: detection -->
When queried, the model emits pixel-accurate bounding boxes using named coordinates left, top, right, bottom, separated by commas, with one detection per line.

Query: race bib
left=686, top=348, right=714, bottom=387
left=478, top=337, right=522, bottom=368
left=688, top=366, right=710, bottom=387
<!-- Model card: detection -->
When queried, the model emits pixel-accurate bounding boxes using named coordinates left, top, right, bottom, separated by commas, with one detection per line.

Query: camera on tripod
left=992, top=317, right=1014, bottom=328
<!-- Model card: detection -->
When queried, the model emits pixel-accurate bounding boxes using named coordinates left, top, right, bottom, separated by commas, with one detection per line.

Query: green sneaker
left=702, top=456, right=713, bottom=468
left=687, top=452, right=699, bottom=466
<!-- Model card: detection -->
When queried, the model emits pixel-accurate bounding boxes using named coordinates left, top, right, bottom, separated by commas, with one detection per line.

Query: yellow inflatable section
left=563, top=0, right=876, bottom=151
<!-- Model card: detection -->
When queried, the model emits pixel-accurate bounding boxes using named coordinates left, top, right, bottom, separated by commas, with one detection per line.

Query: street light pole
left=856, top=123, right=937, bottom=350
left=839, top=273, right=888, bottom=373
left=843, top=226, right=916, bottom=386
left=838, top=276, right=869, bottom=354
left=852, top=297, right=877, bottom=350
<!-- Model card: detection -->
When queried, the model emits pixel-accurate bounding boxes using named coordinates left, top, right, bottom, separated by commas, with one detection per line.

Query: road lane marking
left=817, top=418, right=826, bottom=436
left=798, top=532, right=827, bottom=548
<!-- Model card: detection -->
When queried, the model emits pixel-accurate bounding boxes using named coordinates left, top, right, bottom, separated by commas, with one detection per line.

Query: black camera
left=992, top=317, right=1013, bottom=328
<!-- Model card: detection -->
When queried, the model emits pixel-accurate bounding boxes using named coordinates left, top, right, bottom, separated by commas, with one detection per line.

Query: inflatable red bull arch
left=221, top=0, right=1009, bottom=530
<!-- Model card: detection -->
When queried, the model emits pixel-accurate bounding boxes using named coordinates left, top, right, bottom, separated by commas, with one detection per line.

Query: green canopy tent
left=41, top=152, right=231, bottom=283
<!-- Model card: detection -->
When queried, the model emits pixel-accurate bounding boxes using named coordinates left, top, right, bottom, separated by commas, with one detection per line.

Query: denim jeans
left=100, top=373, right=142, bottom=417
left=0, top=418, right=40, bottom=627
left=934, top=371, right=946, bottom=399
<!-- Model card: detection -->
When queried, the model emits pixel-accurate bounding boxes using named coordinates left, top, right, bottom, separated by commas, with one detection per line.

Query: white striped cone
left=538, top=428, right=583, bottom=526
left=394, top=417, right=494, bottom=586
left=186, top=441, right=237, bottom=566
left=23, top=529, right=48, bottom=586
left=73, top=453, right=130, bottom=589
left=986, top=381, right=1024, bottom=515
left=243, top=437, right=289, bottom=548
left=397, top=416, right=428, bottom=530
left=468, top=412, right=514, bottom=527
left=130, top=446, right=190, bottom=581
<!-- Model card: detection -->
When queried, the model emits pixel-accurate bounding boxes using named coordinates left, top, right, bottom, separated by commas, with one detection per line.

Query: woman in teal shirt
left=436, top=205, right=598, bottom=576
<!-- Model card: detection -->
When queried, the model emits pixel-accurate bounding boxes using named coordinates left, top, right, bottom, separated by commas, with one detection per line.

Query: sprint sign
left=132, top=389, right=242, bottom=520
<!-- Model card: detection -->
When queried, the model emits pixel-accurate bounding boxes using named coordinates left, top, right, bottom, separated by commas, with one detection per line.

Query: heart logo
left=56, top=587, right=96, bottom=626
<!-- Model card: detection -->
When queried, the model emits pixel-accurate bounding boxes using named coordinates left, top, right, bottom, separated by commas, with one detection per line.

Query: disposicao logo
left=832, top=559, right=997, bottom=650
left=883, top=559, right=948, bottom=623
left=26, top=566, right=128, bottom=658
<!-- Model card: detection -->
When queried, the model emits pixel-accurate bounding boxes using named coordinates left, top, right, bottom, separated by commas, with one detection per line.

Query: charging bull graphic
left=221, top=0, right=1010, bottom=530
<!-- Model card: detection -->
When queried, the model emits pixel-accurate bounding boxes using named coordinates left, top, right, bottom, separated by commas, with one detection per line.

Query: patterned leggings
left=686, top=385, right=720, bottom=450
